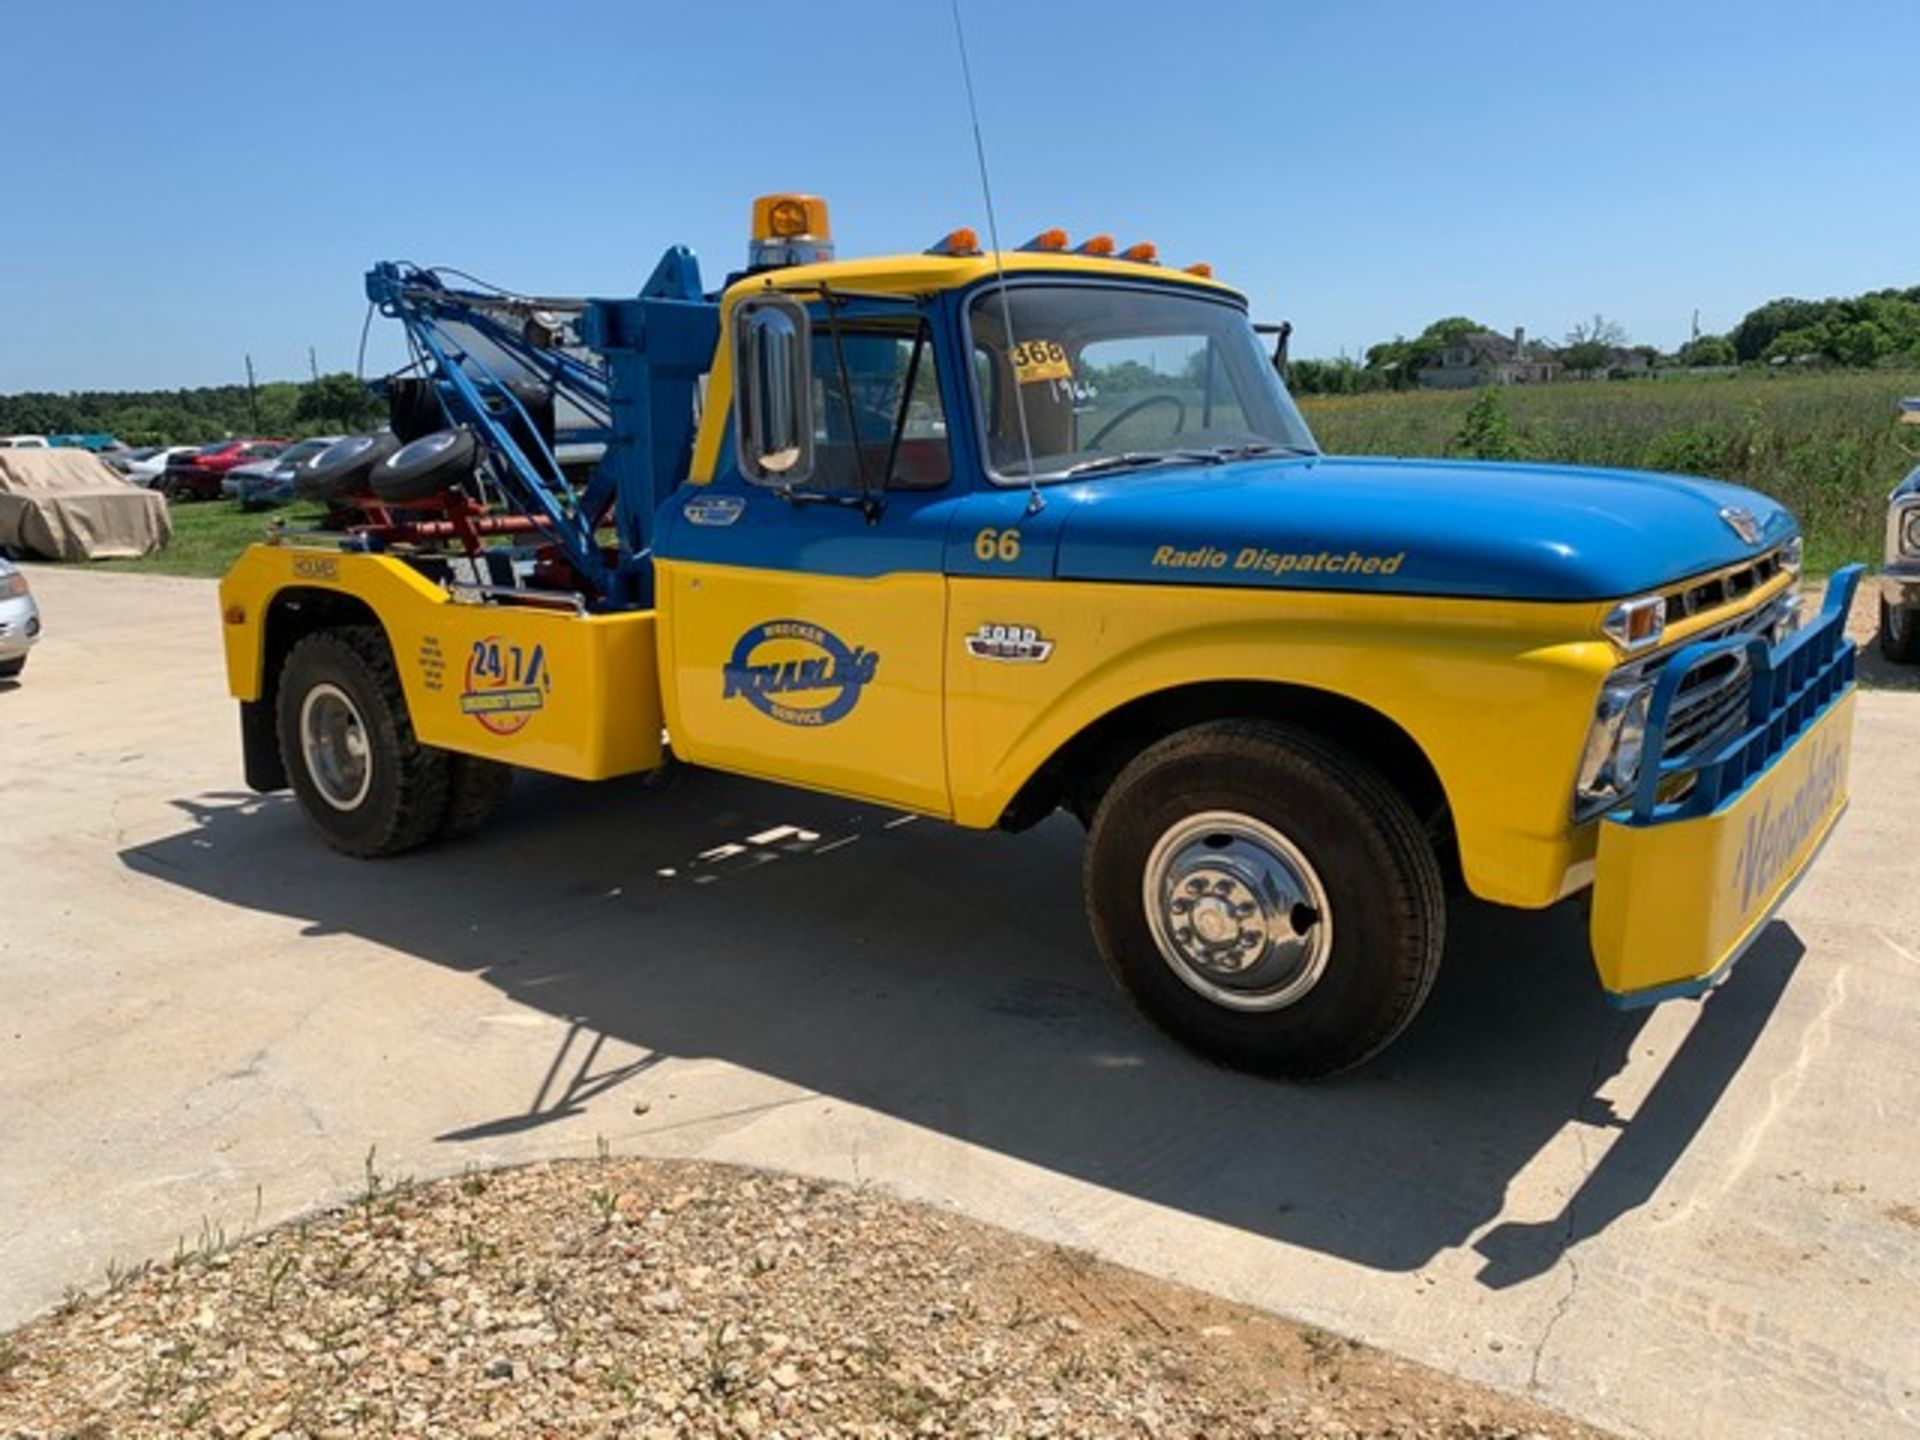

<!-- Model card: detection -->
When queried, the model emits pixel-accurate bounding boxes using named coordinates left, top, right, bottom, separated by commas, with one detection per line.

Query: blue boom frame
left=364, top=250, right=719, bottom=610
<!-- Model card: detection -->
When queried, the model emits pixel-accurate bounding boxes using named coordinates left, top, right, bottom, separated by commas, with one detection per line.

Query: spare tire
left=371, top=428, right=479, bottom=505
left=298, top=432, right=401, bottom=501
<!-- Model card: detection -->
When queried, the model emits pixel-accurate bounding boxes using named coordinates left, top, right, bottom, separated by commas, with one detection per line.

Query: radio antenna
left=949, top=0, right=1043, bottom=514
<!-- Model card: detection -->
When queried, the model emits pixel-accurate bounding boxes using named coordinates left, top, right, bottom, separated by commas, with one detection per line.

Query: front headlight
left=1, top=569, right=26, bottom=599
left=1903, top=507, right=1920, bottom=556
left=1576, top=680, right=1652, bottom=814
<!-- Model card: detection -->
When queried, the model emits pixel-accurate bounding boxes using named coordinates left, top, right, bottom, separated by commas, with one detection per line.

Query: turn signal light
left=1022, top=228, right=1069, bottom=252
left=1076, top=234, right=1116, bottom=257
left=927, top=227, right=981, bottom=256
left=223, top=603, right=247, bottom=626
left=1602, top=595, right=1667, bottom=651
left=1122, top=241, right=1159, bottom=264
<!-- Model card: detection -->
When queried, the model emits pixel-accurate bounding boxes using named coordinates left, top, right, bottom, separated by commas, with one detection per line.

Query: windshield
left=967, top=283, right=1316, bottom=481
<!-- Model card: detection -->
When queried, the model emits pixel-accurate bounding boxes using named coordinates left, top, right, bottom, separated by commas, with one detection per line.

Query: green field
left=93, top=502, right=330, bottom=578
left=1301, top=370, right=1915, bottom=572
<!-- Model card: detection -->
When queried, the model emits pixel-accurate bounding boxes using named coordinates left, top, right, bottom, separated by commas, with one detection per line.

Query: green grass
left=1301, top=370, right=1917, bottom=573
left=93, top=500, right=329, bottom=578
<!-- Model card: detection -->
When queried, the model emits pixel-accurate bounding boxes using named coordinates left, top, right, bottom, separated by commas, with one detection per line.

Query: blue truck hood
left=1053, top=455, right=1795, bottom=602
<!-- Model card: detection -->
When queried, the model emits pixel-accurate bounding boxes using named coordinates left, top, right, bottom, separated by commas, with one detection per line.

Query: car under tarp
left=0, top=448, right=171, bottom=561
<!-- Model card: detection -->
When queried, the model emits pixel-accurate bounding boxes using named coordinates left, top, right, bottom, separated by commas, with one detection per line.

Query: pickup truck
left=216, top=195, right=1861, bottom=1076
left=1881, top=401, right=1920, bottom=662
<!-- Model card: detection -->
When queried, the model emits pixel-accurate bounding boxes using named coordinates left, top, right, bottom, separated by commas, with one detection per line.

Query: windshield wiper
left=1058, top=449, right=1227, bottom=479
left=1201, top=442, right=1317, bottom=461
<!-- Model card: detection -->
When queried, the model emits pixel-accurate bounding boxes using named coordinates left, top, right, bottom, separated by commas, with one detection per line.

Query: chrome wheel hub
left=1143, top=811, right=1333, bottom=1012
left=301, top=682, right=372, bottom=812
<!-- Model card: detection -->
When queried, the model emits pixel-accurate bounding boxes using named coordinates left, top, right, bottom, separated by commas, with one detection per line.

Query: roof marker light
left=1076, top=234, right=1116, bottom=257
left=927, top=227, right=981, bottom=256
left=1122, top=241, right=1159, bottom=264
left=1184, top=262, right=1214, bottom=278
left=1021, top=228, right=1069, bottom=252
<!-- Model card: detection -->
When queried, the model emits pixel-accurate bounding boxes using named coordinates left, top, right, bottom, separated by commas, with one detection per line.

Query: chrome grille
left=1660, top=546, right=1787, bottom=621
left=1634, top=594, right=1792, bottom=766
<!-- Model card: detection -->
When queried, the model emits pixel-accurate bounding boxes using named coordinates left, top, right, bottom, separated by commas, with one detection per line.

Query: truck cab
left=217, top=195, right=1862, bottom=1076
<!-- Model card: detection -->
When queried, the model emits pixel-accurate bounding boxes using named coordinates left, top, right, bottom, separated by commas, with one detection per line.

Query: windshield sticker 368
left=1151, top=546, right=1407, bottom=577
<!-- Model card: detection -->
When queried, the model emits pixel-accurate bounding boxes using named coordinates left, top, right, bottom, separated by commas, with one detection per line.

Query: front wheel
left=1085, top=721, right=1444, bottom=1077
left=276, top=627, right=450, bottom=857
left=1882, top=595, right=1920, bottom=664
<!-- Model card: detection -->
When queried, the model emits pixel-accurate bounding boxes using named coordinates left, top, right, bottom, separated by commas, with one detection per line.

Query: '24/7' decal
left=722, top=620, right=879, bottom=727
left=460, top=637, right=550, bottom=735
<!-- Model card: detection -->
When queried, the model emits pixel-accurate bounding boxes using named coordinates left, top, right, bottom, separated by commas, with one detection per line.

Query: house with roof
left=1419, top=327, right=1561, bottom=388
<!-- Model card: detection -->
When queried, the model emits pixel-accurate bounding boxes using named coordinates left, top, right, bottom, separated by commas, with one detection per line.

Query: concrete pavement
left=2, top=566, right=1917, bottom=1438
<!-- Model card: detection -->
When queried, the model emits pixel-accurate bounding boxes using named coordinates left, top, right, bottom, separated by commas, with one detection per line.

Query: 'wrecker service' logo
left=722, top=620, right=879, bottom=727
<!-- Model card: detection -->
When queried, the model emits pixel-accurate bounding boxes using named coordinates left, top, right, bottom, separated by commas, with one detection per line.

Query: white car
left=0, top=557, right=41, bottom=680
left=118, top=445, right=202, bottom=488
left=0, top=435, right=51, bottom=449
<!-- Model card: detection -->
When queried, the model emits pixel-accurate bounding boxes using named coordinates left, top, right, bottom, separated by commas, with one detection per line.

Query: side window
left=809, top=325, right=951, bottom=493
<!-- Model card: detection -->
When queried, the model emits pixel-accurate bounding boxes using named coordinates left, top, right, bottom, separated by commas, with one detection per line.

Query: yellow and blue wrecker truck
left=217, top=196, right=1863, bottom=1076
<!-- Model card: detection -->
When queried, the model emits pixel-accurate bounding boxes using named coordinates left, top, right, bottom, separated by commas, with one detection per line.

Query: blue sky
left=2, top=0, right=1910, bottom=392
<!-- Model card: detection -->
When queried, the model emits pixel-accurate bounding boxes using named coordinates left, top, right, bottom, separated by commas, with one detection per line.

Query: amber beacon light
left=749, top=193, right=835, bottom=269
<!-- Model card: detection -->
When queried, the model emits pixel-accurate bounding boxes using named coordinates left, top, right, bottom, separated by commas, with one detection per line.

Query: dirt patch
left=0, top=1158, right=1606, bottom=1439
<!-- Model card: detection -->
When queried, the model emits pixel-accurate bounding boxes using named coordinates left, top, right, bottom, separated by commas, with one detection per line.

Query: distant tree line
left=0, top=373, right=384, bottom=447
left=1289, top=284, right=1920, bottom=395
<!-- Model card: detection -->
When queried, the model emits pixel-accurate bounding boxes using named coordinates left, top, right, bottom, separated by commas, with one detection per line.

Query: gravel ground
left=0, top=1158, right=1607, bottom=1440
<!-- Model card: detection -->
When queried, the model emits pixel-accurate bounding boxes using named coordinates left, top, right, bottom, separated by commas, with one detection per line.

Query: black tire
left=298, top=433, right=401, bottom=502
left=439, top=754, right=513, bottom=840
left=370, top=428, right=478, bottom=505
left=1881, top=596, right=1920, bottom=664
left=1085, top=720, right=1444, bottom=1078
left=0, top=656, right=24, bottom=680
left=275, top=626, right=449, bottom=857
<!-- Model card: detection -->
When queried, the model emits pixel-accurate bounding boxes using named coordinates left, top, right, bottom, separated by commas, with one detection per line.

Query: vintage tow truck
left=217, top=196, right=1863, bottom=1076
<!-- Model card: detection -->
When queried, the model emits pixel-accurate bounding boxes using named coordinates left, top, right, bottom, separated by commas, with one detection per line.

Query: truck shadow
left=120, top=767, right=1800, bottom=1288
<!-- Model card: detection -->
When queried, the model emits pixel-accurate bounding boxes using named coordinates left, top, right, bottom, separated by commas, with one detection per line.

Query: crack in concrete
left=1527, top=1022, right=1615, bottom=1391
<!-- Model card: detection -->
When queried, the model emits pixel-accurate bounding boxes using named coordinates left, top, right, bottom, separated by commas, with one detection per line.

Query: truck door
left=652, top=307, right=961, bottom=816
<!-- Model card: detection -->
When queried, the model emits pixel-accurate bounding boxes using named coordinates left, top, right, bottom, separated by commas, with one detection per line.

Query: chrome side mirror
left=733, top=296, right=813, bottom=484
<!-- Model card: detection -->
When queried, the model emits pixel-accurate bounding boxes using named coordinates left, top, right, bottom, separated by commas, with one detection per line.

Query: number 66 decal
left=973, top=527, right=1022, bottom=562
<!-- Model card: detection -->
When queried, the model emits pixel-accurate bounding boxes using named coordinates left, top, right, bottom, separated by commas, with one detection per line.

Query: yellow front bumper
left=1589, top=567, right=1862, bottom=1007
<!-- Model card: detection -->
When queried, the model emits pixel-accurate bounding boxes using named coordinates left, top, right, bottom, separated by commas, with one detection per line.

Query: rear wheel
left=1882, top=595, right=1920, bottom=664
left=1085, top=720, right=1444, bottom=1077
left=439, top=755, right=513, bottom=840
left=275, top=626, right=449, bottom=857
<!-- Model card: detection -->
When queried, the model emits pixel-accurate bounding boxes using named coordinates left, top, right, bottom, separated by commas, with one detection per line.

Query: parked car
left=0, top=435, right=50, bottom=449
left=161, top=439, right=288, bottom=501
left=0, top=558, right=42, bottom=680
left=225, top=436, right=341, bottom=508
left=114, top=445, right=201, bottom=487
